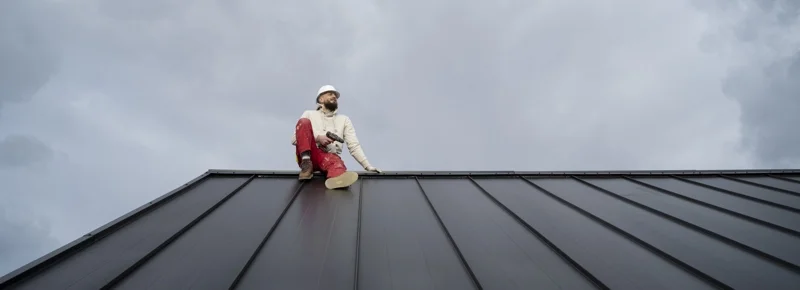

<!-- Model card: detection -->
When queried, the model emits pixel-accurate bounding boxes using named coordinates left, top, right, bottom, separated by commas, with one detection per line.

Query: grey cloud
left=723, top=51, right=800, bottom=168
left=0, top=0, right=62, bottom=112
left=342, top=1, right=755, bottom=170
left=97, top=0, right=185, bottom=21
left=0, top=134, right=54, bottom=168
left=0, top=205, right=60, bottom=279
left=700, top=0, right=800, bottom=167
left=760, top=0, right=800, bottom=26
left=0, top=133, right=58, bottom=277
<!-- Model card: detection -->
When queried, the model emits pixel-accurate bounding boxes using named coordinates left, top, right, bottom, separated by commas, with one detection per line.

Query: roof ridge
left=206, top=168, right=800, bottom=177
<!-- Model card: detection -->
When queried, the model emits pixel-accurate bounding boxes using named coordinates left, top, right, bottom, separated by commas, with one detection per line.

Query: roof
left=3, top=169, right=800, bottom=289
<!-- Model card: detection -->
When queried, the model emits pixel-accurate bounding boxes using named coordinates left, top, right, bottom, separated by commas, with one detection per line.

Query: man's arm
left=342, top=116, right=374, bottom=170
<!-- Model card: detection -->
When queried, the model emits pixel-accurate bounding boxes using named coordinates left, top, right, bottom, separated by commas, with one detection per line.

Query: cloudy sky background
left=1, top=0, right=798, bottom=277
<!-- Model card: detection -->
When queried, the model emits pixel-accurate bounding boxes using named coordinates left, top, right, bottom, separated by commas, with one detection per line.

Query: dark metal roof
left=3, top=169, right=800, bottom=289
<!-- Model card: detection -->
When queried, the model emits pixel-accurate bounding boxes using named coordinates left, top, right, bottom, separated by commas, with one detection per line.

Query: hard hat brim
left=316, top=90, right=340, bottom=103
left=323, top=90, right=340, bottom=98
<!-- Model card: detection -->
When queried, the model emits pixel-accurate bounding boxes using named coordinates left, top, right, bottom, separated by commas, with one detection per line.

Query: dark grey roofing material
left=2, top=169, right=800, bottom=289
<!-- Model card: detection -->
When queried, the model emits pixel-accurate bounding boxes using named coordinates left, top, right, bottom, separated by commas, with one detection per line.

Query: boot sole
left=325, top=172, right=359, bottom=189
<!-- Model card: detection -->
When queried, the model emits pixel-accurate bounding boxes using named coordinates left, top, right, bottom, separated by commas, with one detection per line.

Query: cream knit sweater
left=291, top=108, right=372, bottom=169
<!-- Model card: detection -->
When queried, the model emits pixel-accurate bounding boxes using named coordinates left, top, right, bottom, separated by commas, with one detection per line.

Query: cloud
left=1, top=0, right=798, bottom=278
left=704, top=0, right=800, bottom=168
left=724, top=51, right=800, bottom=168
left=0, top=0, right=62, bottom=113
left=0, top=134, right=55, bottom=169
left=342, top=0, right=752, bottom=171
left=0, top=205, right=60, bottom=278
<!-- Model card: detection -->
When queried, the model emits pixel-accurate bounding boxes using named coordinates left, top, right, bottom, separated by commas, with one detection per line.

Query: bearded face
left=318, top=92, right=338, bottom=111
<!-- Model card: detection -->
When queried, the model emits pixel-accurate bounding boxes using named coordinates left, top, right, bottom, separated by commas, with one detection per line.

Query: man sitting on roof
left=292, top=85, right=382, bottom=189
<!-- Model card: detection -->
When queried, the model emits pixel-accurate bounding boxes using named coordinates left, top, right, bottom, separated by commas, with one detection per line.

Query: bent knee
left=297, top=118, right=311, bottom=125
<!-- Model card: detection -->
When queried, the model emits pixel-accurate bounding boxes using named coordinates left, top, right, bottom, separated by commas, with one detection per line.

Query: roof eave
left=0, top=170, right=213, bottom=286
left=206, top=168, right=800, bottom=177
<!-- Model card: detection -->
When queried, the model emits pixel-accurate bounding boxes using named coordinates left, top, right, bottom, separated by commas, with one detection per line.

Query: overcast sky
left=1, top=0, right=798, bottom=278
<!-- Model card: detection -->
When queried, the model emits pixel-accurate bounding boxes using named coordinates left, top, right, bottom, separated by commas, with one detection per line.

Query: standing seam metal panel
left=641, top=177, right=800, bottom=233
left=534, top=177, right=800, bottom=289
left=723, top=176, right=800, bottom=196
left=587, top=177, right=800, bottom=269
left=5, top=172, right=800, bottom=290
left=413, top=177, right=483, bottom=289
left=231, top=180, right=360, bottom=290
left=683, top=177, right=800, bottom=211
left=109, top=177, right=301, bottom=289
left=6, top=176, right=251, bottom=290
left=475, top=177, right=717, bottom=290
left=356, top=178, right=476, bottom=290
left=418, top=178, right=599, bottom=289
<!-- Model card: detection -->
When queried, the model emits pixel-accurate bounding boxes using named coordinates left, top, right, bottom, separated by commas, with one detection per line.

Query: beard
left=323, top=101, right=338, bottom=111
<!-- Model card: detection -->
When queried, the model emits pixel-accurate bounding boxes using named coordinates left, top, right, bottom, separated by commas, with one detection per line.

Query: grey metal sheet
left=111, top=177, right=301, bottom=289
left=684, top=176, right=800, bottom=210
left=584, top=177, right=800, bottom=269
left=6, top=176, right=250, bottom=290
left=478, top=177, right=717, bottom=290
left=418, top=178, right=598, bottom=289
left=738, top=176, right=800, bottom=193
left=639, top=177, right=800, bottom=233
left=356, top=178, right=477, bottom=290
left=232, top=180, right=359, bottom=290
left=533, top=177, right=800, bottom=289
left=4, top=171, right=800, bottom=290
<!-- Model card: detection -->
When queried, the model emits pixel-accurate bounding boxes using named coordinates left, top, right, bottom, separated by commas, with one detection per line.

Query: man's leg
left=315, top=153, right=358, bottom=189
left=294, top=118, right=358, bottom=188
left=295, top=118, right=323, bottom=179
left=314, top=153, right=347, bottom=178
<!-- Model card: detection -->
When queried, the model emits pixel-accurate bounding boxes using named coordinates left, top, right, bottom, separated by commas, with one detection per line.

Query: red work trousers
left=295, top=118, right=347, bottom=178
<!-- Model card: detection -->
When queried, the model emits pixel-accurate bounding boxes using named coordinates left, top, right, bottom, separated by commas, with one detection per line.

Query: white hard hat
left=317, top=85, right=340, bottom=98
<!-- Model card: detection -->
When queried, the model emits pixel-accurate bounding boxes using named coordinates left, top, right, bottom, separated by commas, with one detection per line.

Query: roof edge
left=207, top=168, right=800, bottom=177
left=4, top=167, right=799, bottom=285
left=0, top=170, right=213, bottom=287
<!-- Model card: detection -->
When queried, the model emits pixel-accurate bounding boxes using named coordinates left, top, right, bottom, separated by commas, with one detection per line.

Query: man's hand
left=316, top=134, right=333, bottom=146
left=365, top=166, right=382, bottom=173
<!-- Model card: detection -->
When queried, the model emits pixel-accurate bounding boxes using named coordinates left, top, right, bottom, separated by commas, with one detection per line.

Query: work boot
left=298, top=158, right=313, bottom=180
left=325, top=171, right=358, bottom=189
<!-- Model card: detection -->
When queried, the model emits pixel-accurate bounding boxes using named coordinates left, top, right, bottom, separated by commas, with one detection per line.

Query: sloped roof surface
left=3, top=169, right=800, bottom=289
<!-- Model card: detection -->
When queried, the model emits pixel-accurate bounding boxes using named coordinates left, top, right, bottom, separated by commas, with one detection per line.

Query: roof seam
left=576, top=176, right=800, bottom=273
left=353, top=180, right=364, bottom=290
left=623, top=177, right=800, bottom=238
left=467, top=176, right=609, bottom=290
left=0, top=170, right=212, bottom=288
left=671, top=175, right=800, bottom=215
left=767, top=174, right=800, bottom=185
left=519, top=176, right=732, bottom=289
left=101, top=174, right=258, bottom=289
left=719, top=175, right=800, bottom=197
left=414, top=177, right=484, bottom=290
left=229, top=180, right=307, bottom=289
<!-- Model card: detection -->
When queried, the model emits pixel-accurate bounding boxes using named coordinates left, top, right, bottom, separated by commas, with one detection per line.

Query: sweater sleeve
left=342, top=116, right=372, bottom=169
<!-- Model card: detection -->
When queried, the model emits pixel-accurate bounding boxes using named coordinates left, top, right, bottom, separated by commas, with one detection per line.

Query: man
left=292, top=85, right=381, bottom=189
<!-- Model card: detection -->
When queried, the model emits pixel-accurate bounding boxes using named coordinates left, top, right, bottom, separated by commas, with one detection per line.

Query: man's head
left=316, top=85, right=340, bottom=111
